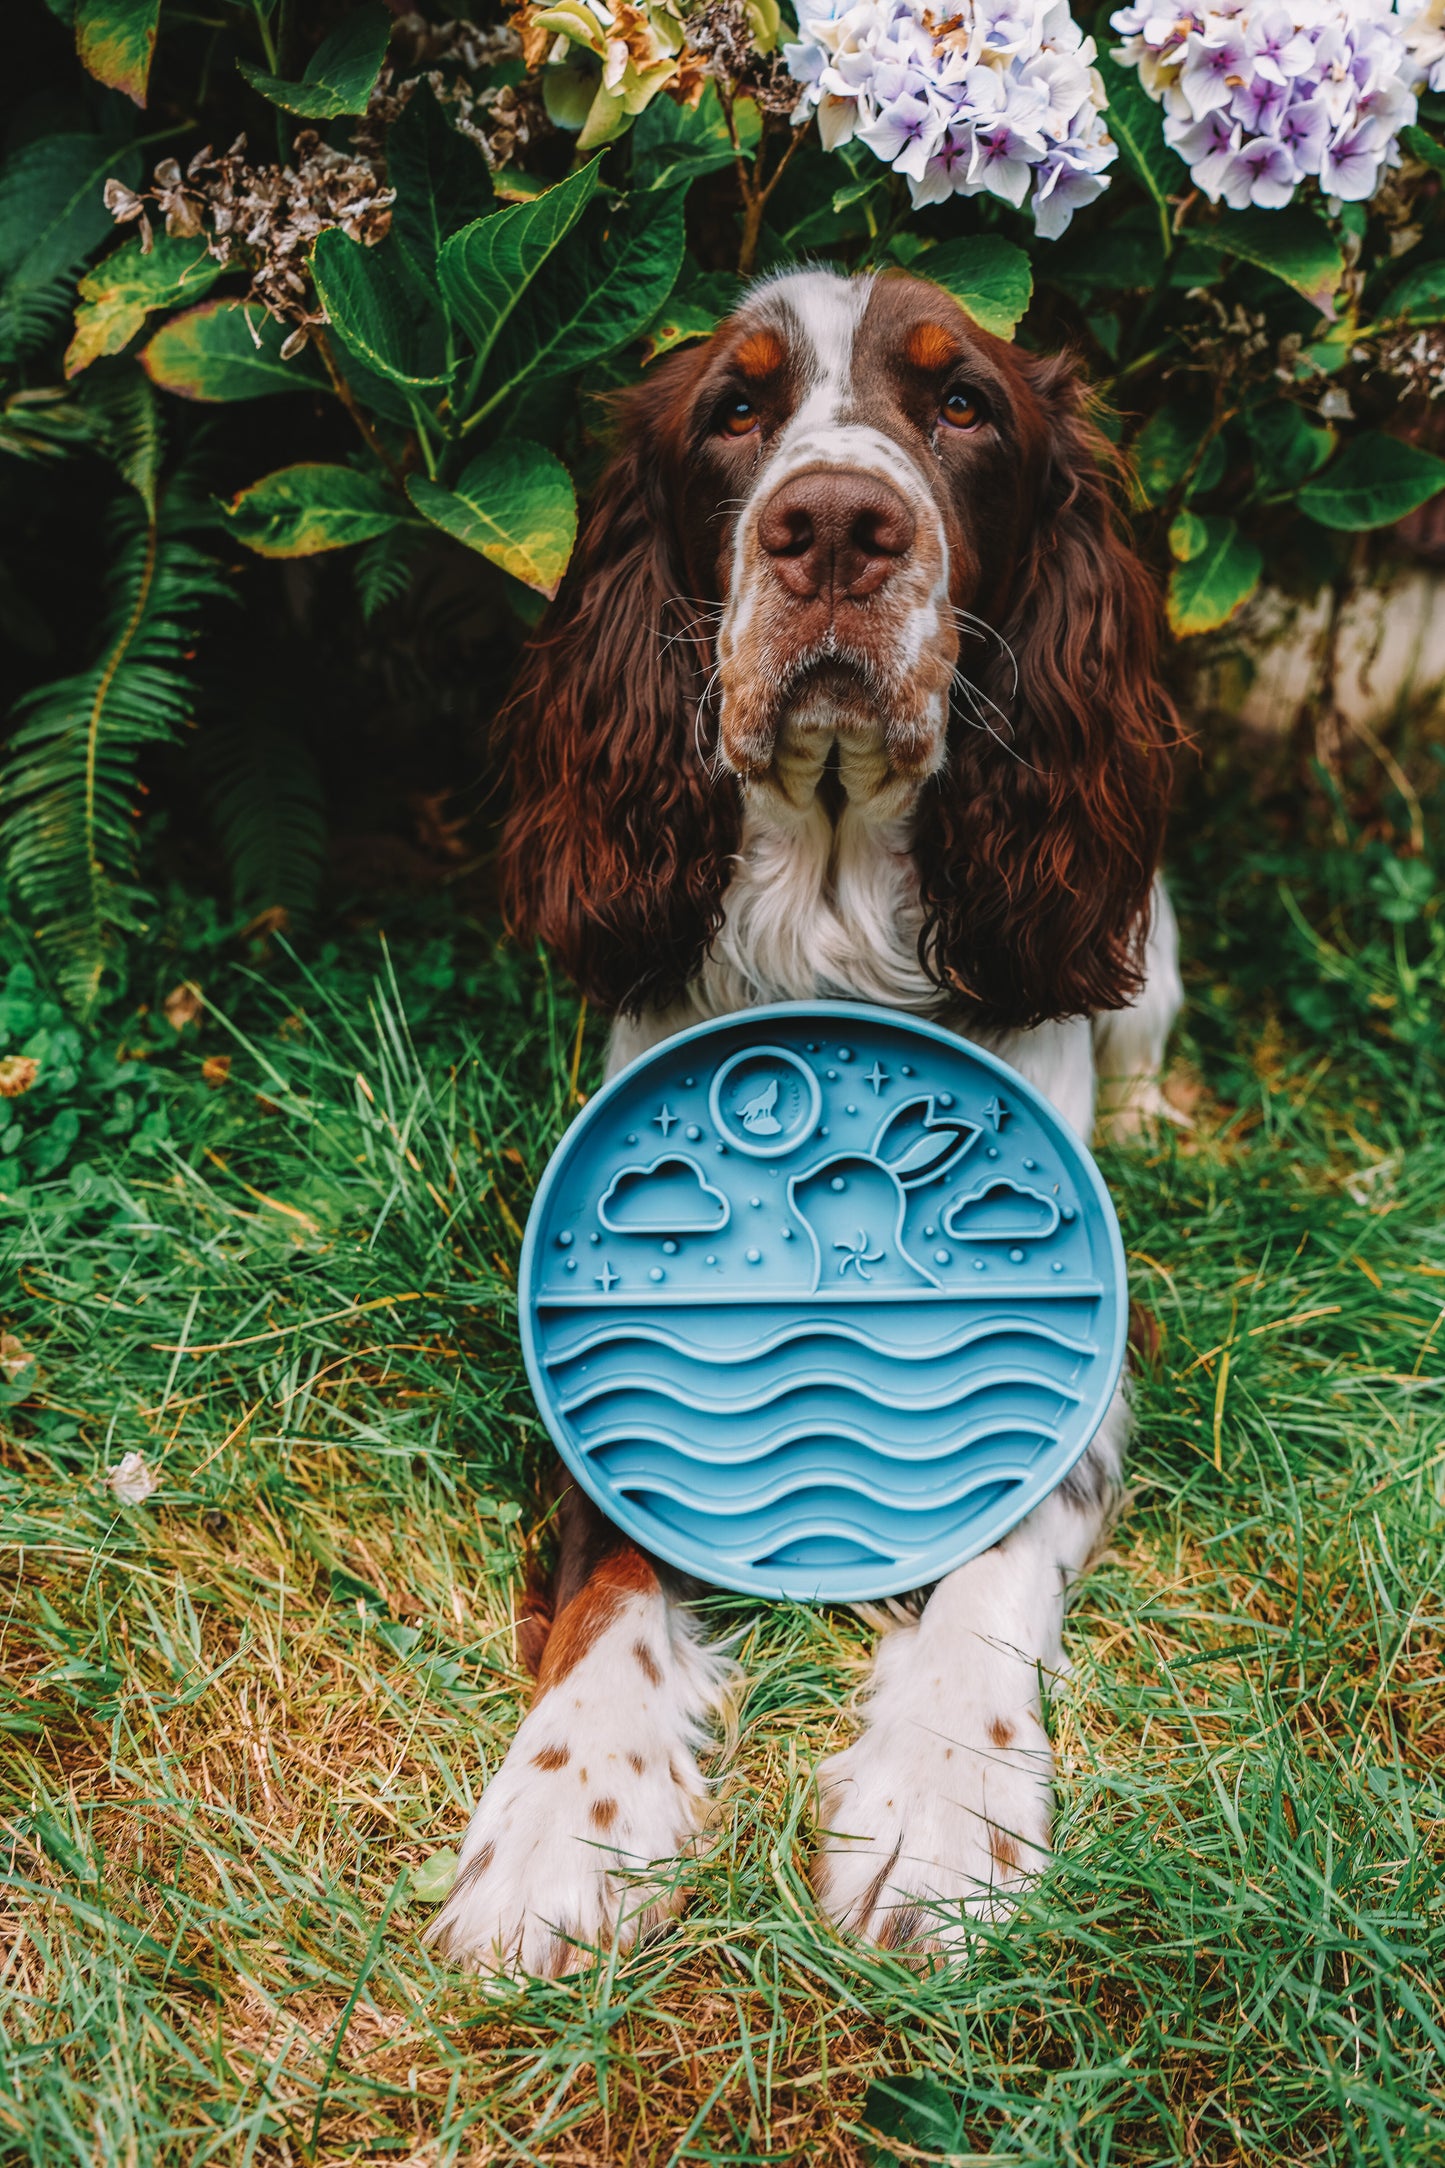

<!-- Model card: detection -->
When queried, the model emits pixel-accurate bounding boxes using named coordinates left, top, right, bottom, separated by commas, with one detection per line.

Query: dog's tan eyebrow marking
left=736, top=328, right=786, bottom=379
left=905, top=321, right=960, bottom=372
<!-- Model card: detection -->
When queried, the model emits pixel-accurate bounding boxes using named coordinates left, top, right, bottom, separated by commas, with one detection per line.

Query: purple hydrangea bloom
left=1110, top=2, right=1429, bottom=213
left=784, top=0, right=1116, bottom=233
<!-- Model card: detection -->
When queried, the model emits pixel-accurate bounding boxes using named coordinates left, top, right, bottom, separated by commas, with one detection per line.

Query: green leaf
left=642, top=272, right=741, bottom=363
left=239, top=2, right=391, bottom=117
left=1168, top=509, right=1208, bottom=562
left=913, top=234, right=1033, bottom=341
left=312, top=230, right=450, bottom=390
left=631, top=82, right=758, bottom=193
left=407, top=441, right=576, bottom=596
left=1378, top=258, right=1445, bottom=326
left=221, top=464, right=404, bottom=557
left=141, top=301, right=320, bottom=401
left=387, top=82, right=493, bottom=286
left=1298, top=432, right=1445, bottom=531
left=861, top=2075, right=968, bottom=2164
left=1166, top=514, right=1262, bottom=636
left=1133, top=404, right=1224, bottom=506
left=0, top=132, right=140, bottom=361
left=66, top=231, right=223, bottom=376
left=75, top=0, right=160, bottom=105
left=1191, top=208, right=1344, bottom=312
left=408, top=1848, right=458, bottom=1903
left=1097, top=48, right=1187, bottom=227
left=1246, top=401, right=1333, bottom=495
left=1400, top=123, right=1445, bottom=178
left=477, top=191, right=687, bottom=413
left=1043, top=217, right=1164, bottom=300
left=438, top=158, right=603, bottom=377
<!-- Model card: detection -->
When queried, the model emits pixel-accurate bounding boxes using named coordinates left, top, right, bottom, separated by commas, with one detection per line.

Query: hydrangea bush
left=4, top=0, right=1445, bottom=1009
left=1110, top=1, right=1422, bottom=210
left=784, top=0, right=1114, bottom=232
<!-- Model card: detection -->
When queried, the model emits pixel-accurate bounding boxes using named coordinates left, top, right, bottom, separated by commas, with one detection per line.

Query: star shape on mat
left=654, top=1104, right=679, bottom=1135
left=595, top=1262, right=619, bottom=1292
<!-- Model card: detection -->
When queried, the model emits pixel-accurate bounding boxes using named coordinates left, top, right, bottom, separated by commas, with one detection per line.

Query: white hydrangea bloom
left=1109, top=1, right=1425, bottom=210
left=784, top=0, right=1116, bottom=236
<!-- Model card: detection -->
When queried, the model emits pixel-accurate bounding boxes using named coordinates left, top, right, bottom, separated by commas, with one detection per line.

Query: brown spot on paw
left=987, top=1717, right=1014, bottom=1749
left=634, top=1640, right=663, bottom=1687
left=533, top=1743, right=570, bottom=1770
left=447, top=1840, right=495, bottom=1902
left=590, top=1796, right=618, bottom=1830
left=627, top=1753, right=646, bottom=1776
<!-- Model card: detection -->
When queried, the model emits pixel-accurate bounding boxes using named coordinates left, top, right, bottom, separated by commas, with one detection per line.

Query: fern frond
left=79, top=363, right=165, bottom=509
left=0, top=132, right=134, bottom=365
left=196, top=719, right=327, bottom=926
left=353, top=526, right=423, bottom=622
left=0, top=487, right=230, bottom=1012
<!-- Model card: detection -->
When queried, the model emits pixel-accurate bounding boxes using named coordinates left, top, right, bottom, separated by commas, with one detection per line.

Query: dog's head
left=498, top=268, right=1177, bottom=1026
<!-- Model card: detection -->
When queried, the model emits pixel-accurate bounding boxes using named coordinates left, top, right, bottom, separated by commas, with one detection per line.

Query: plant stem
left=312, top=332, right=410, bottom=489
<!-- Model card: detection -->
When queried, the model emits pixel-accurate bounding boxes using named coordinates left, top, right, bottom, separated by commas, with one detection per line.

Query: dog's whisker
left=949, top=608, right=1021, bottom=702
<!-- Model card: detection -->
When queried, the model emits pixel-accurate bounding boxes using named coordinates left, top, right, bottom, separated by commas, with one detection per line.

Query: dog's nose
left=757, top=472, right=916, bottom=602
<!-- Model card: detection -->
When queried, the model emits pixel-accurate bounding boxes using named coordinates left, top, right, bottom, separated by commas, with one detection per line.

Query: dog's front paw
left=426, top=1700, right=708, bottom=1978
left=811, top=1697, right=1052, bottom=1959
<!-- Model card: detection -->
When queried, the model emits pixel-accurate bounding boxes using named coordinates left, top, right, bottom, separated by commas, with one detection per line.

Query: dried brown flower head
left=687, top=0, right=802, bottom=116
left=106, top=132, right=394, bottom=350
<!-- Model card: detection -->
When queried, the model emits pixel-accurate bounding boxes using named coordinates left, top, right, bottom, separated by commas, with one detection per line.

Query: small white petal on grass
left=107, top=1452, right=160, bottom=1506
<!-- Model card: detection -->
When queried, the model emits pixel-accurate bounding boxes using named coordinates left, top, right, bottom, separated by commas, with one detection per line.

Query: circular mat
left=519, top=1003, right=1127, bottom=1602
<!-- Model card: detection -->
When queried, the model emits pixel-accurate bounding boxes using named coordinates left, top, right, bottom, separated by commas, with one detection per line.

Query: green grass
left=2, top=786, right=1445, bottom=2166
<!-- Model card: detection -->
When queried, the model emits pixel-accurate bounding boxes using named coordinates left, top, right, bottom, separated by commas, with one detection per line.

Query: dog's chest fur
left=694, top=729, right=942, bottom=1019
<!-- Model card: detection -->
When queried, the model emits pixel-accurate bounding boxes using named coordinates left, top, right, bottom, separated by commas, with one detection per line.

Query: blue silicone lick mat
left=519, top=1003, right=1128, bottom=1603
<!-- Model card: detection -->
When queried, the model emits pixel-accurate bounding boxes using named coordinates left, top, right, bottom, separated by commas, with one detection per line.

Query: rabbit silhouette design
left=787, top=1098, right=979, bottom=1291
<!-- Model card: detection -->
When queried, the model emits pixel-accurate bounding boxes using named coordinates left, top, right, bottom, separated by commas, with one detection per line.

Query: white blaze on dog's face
left=677, top=269, right=1052, bottom=795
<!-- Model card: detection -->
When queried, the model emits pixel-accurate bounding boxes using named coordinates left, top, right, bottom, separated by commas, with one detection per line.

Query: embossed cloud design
left=597, top=1155, right=731, bottom=1236
left=523, top=1014, right=1126, bottom=1601
left=942, top=1177, right=1062, bottom=1244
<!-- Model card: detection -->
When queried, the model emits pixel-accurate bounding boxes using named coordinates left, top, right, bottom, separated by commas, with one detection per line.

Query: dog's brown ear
left=494, top=352, right=739, bottom=1018
left=915, top=353, right=1180, bottom=1030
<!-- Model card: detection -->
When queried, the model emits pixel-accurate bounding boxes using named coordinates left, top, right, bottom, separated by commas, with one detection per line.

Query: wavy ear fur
left=915, top=354, right=1179, bottom=1032
left=495, top=356, right=739, bottom=1017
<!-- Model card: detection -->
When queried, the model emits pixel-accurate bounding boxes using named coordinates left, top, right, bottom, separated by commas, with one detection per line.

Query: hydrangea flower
left=784, top=0, right=1116, bottom=236
left=1108, top=2, right=1423, bottom=210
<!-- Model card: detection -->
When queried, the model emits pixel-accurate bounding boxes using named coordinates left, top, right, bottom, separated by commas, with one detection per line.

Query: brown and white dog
left=428, top=267, right=1183, bottom=1975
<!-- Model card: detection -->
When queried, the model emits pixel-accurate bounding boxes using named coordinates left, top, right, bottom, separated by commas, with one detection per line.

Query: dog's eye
left=940, top=389, right=982, bottom=431
left=718, top=396, right=759, bottom=438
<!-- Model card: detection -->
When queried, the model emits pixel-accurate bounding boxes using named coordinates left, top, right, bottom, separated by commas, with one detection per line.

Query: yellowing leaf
left=66, top=232, right=222, bottom=377
left=75, top=0, right=161, bottom=106
left=407, top=442, right=576, bottom=597
left=141, top=301, right=319, bottom=401
left=221, top=465, right=404, bottom=557
left=1167, top=514, right=1261, bottom=637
